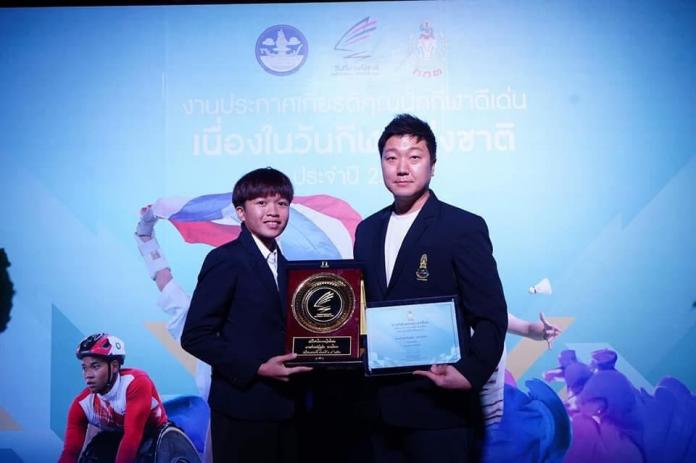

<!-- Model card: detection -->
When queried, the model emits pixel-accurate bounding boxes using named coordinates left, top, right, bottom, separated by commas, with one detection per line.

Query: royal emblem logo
left=255, top=25, right=308, bottom=76
left=416, top=253, right=430, bottom=281
left=410, top=21, right=446, bottom=78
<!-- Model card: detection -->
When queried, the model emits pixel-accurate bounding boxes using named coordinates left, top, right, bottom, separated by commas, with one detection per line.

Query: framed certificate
left=365, top=296, right=460, bottom=375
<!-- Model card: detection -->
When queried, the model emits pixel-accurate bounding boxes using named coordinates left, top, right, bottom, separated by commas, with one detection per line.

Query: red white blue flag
left=151, top=193, right=362, bottom=259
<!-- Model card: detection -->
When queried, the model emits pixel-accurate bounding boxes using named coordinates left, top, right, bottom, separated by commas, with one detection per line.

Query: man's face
left=81, top=356, right=114, bottom=393
left=236, top=193, right=290, bottom=246
left=381, top=134, right=434, bottom=202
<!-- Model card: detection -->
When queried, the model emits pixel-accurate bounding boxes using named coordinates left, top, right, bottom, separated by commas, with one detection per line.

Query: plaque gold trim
left=291, top=272, right=355, bottom=333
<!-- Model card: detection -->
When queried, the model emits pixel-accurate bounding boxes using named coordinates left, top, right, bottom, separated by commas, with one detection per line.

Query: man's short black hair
left=377, top=114, right=437, bottom=164
left=232, top=167, right=294, bottom=208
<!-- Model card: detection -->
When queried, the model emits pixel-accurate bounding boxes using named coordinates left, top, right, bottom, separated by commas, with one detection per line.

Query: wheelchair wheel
left=152, top=425, right=201, bottom=463
left=78, top=431, right=122, bottom=463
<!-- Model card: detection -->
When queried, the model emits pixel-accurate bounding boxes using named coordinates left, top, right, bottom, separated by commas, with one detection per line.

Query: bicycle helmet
left=76, top=333, right=126, bottom=365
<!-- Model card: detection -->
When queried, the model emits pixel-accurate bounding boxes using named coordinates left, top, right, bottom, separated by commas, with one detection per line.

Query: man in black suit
left=182, top=167, right=312, bottom=463
left=354, top=114, right=508, bottom=462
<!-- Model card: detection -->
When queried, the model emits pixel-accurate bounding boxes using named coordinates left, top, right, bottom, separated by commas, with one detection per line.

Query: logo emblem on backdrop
left=331, top=17, right=380, bottom=76
left=255, top=25, right=308, bottom=76
left=408, top=21, right=446, bottom=78
left=334, top=16, right=377, bottom=59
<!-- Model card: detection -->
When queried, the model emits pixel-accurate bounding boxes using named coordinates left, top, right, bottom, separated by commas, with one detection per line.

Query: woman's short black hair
left=232, top=167, right=294, bottom=208
left=377, top=114, right=437, bottom=164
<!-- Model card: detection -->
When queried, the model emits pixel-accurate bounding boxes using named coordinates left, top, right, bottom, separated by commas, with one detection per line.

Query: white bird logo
left=313, top=291, right=335, bottom=312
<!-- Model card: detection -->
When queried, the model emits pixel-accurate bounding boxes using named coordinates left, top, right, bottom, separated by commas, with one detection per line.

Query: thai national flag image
left=151, top=193, right=362, bottom=259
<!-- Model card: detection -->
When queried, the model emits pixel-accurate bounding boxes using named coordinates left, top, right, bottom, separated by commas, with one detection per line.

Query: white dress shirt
left=384, top=209, right=420, bottom=285
left=251, top=233, right=279, bottom=287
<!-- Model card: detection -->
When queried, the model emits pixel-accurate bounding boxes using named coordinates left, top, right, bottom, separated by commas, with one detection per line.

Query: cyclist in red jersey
left=58, top=333, right=169, bottom=463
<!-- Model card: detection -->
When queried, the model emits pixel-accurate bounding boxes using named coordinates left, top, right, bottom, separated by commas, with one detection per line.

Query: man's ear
left=235, top=206, right=246, bottom=222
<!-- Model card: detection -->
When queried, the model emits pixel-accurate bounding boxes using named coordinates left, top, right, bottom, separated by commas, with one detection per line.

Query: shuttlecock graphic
left=529, top=278, right=552, bottom=295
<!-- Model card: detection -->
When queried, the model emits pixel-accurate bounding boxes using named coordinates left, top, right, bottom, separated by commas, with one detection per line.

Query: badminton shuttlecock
left=529, top=277, right=552, bottom=295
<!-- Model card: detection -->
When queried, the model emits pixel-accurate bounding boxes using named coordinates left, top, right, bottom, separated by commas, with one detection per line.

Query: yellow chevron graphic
left=0, top=406, right=21, bottom=431
left=144, top=322, right=197, bottom=376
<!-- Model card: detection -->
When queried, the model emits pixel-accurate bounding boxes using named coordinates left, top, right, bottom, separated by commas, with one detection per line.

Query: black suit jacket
left=181, top=224, right=297, bottom=421
left=354, top=191, right=508, bottom=429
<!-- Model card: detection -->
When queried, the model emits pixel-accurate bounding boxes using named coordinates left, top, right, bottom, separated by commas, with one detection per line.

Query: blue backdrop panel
left=0, top=1, right=694, bottom=461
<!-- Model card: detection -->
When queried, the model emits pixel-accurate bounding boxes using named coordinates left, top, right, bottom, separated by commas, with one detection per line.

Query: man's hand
left=413, top=364, right=472, bottom=390
left=257, top=353, right=312, bottom=382
left=530, top=312, right=561, bottom=348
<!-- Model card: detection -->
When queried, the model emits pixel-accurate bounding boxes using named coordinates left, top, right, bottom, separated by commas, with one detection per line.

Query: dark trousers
left=298, top=370, right=375, bottom=463
left=371, top=421, right=483, bottom=463
left=210, top=409, right=298, bottom=463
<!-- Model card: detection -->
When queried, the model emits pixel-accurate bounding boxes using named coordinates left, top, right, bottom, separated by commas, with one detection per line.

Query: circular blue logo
left=255, top=25, right=308, bottom=76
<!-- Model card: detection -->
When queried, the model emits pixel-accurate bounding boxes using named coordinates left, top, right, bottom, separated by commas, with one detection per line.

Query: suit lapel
left=386, top=192, right=439, bottom=295
left=375, top=208, right=391, bottom=298
left=240, top=226, right=281, bottom=302
left=277, top=251, right=288, bottom=321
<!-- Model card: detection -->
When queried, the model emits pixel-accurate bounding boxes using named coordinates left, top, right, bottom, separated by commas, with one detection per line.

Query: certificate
left=365, top=296, right=460, bottom=374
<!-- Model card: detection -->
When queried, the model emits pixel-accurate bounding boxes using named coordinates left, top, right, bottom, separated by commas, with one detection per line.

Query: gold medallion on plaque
left=291, top=272, right=355, bottom=333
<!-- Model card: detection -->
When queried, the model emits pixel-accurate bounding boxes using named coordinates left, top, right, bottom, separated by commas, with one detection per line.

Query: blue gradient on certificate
left=366, top=299, right=461, bottom=370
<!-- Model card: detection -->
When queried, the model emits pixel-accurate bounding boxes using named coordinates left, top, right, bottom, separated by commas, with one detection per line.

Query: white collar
left=250, top=233, right=278, bottom=261
left=98, top=369, right=121, bottom=401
